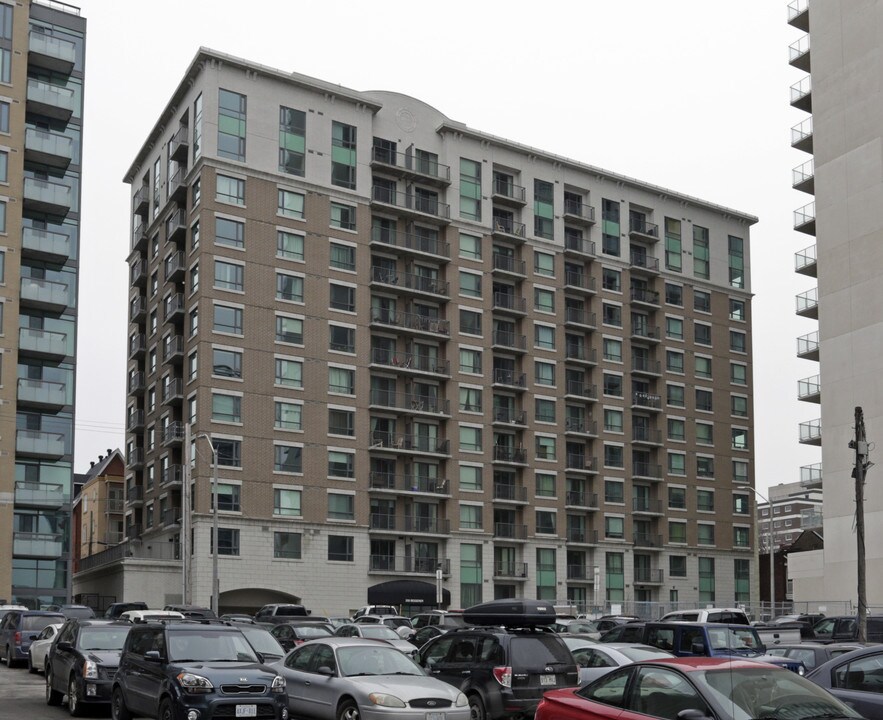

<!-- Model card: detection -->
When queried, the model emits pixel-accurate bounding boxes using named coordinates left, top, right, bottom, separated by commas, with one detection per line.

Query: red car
left=536, top=656, right=862, bottom=720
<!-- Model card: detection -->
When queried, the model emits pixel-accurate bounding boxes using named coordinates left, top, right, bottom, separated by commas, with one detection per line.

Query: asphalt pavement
left=0, top=661, right=108, bottom=719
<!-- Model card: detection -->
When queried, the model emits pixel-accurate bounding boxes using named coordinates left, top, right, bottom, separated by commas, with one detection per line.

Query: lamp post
left=737, top=483, right=775, bottom=621
left=194, top=433, right=219, bottom=615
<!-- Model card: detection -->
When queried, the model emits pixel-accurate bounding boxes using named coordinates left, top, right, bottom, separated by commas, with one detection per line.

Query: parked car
left=659, top=607, right=750, bottom=625
left=254, top=603, right=310, bottom=624
left=536, top=657, right=863, bottom=720
left=551, top=619, right=603, bottom=636
left=771, top=612, right=825, bottom=626
left=591, top=615, right=643, bottom=634
left=327, top=616, right=352, bottom=629
left=410, top=624, right=450, bottom=647
left=353, top=613, right=413, bottom=629
left=270, top=622, right=334, bottom=652
left=220, top=613, right=256, bottom=623
left=27, top=622, right=63, bottom=673
left=806, top=643, right=883, bottom=718
left=811, top=614, right=883, bottom=643
left=351, top=604, right=397, bottom=619
left=765, top=641, right=869, bottom=672
left=110, top=620, right=287, bottom=720
left=233, top=623, right=287, bottom=664
left=162, top=604, right=216, bottom=619
left=0, top=609, right=65, bottom=668
left=411, top=610, right=466, bottom=629
left=45, top=619, right=132, bottom=716
left=561, top=636, right=673, bottom=685
left=417, top=599, right=579, bottom=720
left=103, top=602, right=148, bottom=619
left=276, top=637, right=469, bottom=720
left=119, top=610, right=185, bottom=623
left=49, top=605, right=96, bottom=620
left=334, top=623, right=417, bottom=657
left=598, top=622, right=646, bottom=643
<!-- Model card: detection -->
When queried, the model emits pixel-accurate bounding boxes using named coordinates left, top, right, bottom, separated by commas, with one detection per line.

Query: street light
left=737, top=482, right=775, bottom=621
left=194, top=433, right=219, bottom=615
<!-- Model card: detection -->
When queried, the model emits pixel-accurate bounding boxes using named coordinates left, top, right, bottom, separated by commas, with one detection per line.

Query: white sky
left=70, top=0, right=818, bottom=495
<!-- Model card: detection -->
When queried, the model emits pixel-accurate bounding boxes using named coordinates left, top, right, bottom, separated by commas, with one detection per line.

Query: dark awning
left=367, top=579, right=450, bottom=606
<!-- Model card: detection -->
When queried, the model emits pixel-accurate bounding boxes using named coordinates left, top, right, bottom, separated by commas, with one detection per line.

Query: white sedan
left=27, top=622, right=63, bottom=673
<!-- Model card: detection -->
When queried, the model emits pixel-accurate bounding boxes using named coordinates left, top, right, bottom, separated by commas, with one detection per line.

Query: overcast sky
left=69, top=0, right=817, bottom=496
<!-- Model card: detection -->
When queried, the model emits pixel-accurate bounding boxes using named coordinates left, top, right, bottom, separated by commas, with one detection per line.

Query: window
left=0, top=100, right=8, bottom=133
left=459, top=387, right=482, bottom=413
left=665, top=283, right=683, bottom=306
left=668, top=452, right=686, bottom=476
left=0, top=149, right=7, bottom=182
left=698, top=524, right=715, bottom=545
left=664, top=217, right=682, bottom=271
left=730, top=330, right=746, bottom=353
left=696, top=422, right=714, bottom=445
left=535, top=361, right=555, bottom=386
left=733, top=460, right=749, bottom=484
left=731, top=395, right=749, bottom=417
left=276, top=315, right=303, bottom=344
left=734, top=526, right=750, bottom=548
left=215, top=438, right=241, bottom=468
left=459, top=232, right=481, bottom=260
left=218, top=89, right=246, bottom=161
left=329, top=367, right=355, bottom=395
left=536, top=510, right=557, bottom=535
left=460, top=504, right=483, bottom=530
left=534, top=251, right=555, bottom=277
left=536, top=436, right=556, bottom=460
left=535, top=324, right=555, bottom=349
left=274, top=444, right=302, bottom=473
left=278, top=189, right=305, bottom=219
left=731, top=362, right=747, bottom=386
left=733, top=495, right=750, bottom=515
left=459, top=426, right=482, bottom=452
left=694, top=225, right=709, bottom=279
left=601, top=199, right=620, bottom=256
left=459, top=348, right=481, bottom=374
left=732, top=428, right=749, bottom=450
left=604, top=409, right=623, bottom=433
left=668, top=486, right=686, bottom=510
left=328, top=451, right=354, bottom=478
left=328, top=535, right=354, bottom=561
left=189, top=264, right=199, bottom=293
left=697, top=489, right=715, bottom=512
left=275, top=358, right=303, bottom=388
left=535, top=288, right=555, bottom=313
left=277, top=230, right=304, bottom=261
left=604, top=338, right=623, bottom=362
left=602, top=303, right=622, bottom=327
left=459, top=271, right=481, bottom=298
left=328, top=408, right=354, bottom=436
left=604, top=444, right=624, bottom=468
left=460, top=159, right=481, bottom=221
left=216, top=175, right=245, bottom=205
left=0, top=249, right=4, bottom=281
left=536, top=473, right=556, bottom=497
left=667, top=384, right=685, bottom=407
left=605, top=480, right=624, bottom=504
left=274, top=532, right=302, bottom=559
left=216, top=217, right=244, bottom=248
left=666, top=317, right=683, bottom=340
left=329, top=284, right=355, bottom=312
left=694, top=290, right=711, bottom=313
left=728, top=236, right=744, bottom=288
left=217, top=482, right=241, bottom=512
left=670, top=555, right=687, bottom=577
left=330, top=325, right=355, bottom=353
left=602, top=373, right=622, bottom=397
left=216, top=528, right=240, bottom=556
left=534, top=180, right=554, bottom=239
left=328, top=493, right=355, bottom=521
left=276, top=273, right=304, bottom=303
left=667, top=418, right=685, bottom=441
left=329, top=242, right=355, bottom=271
left=602, top=267, right=621, bottom=292
left=331, top=203, right=356, bottom=231
left=212, top=393, right=241, bottom=423
left=605, top=516, right=624, bottom=540
left=730, top=298, right=746, bottom=321
left=695, top=356, right=712, bottom=379
left=279, top=106, right=306, bottom=176
left=274, top=488, right=302, bottom=516
left=669, top=522, right=687, bottom=544
left=213, top=305, right=243, bottom=335
left=331, top=121, right=357, bottom=189
left=666, top=350, right=684, bottom=374
left=460, top=309, right=481, bottom=336
left=275, top=401, right=302, bottom=431
left=214, top=260, right=243, bottom=291
left=460, top=465, right=482, bottom=491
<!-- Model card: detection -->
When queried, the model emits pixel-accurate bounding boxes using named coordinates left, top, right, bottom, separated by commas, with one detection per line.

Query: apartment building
left=0, top=0, right=85, bottom=607
left=77, top=48, right=756, bottom=614
left=787, top=0, right=883, bottom=603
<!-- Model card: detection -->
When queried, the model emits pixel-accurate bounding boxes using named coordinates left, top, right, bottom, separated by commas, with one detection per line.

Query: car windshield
left=701, top=666, right=863, bottom=720
left=275, top=606, right=306, bottom=616
left=510, top=636, right=574, bottom=666
left=63, top=608, right=95, bottom=619
left=77, top=627, right=131, bottom=651
left=295, top=626, right=333, bottom=638
left=360, top=626, right=400, bottom=640
left=168, top=630, right=259, bottom=662
left=239, top=627, right=285, bottom=656
left=23, top=615, right=63, bottom=631
left=707, top=627, right=761, bottom=651
left=384, top=618, right=411, bottom=628
left=337, top=645, right=423, bottom=677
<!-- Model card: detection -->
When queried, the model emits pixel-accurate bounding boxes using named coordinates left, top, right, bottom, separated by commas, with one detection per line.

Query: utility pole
left=851, top=406, right=870, bottom=642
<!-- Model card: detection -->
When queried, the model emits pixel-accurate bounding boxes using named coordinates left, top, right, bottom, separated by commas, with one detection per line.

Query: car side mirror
left=690, top=640, right=706, bottom=655
left=676, top=710, right=712, bottom=720
left=144, top=650, right=162, bottom=662
left=316, top=665, right=335, bottom=676
left=57, top=641, right=73, bottom=651
left=28, top=633, right=39, bottom=641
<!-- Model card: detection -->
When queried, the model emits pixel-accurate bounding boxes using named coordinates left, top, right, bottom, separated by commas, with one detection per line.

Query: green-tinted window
left=459, top=232, right=481, bottom=259
left=277, top=230, right=304, bottom=261
left=536, top=548, right=556, bottom=600
left=601, top=199, right=620, bottom=256
left=669, top=521, right=687, bottom=544
left=536, top=472, right=556, bottom=497
left=605, top=552, right=624, bottom=602
left=328, top=493, right=354, bottom=520
left=734, top=559, right=750, bottom=601
left=664, top=218, right=682, bottom=271
left=460, top=504, right=482, bottom=530
left=460, top=158, right=481, bottom=221
left=460, top=465, right=482, bottom=491
left=535, top=399, right=555, bottom=423
left=278, top=189, right=304, bottom=219
left=534, top=180, right=554, bottom=239
left=698, top=557, right=715, bottom=603
left=331, top=203, right=356, bottom=231
left=728, top=235, right=744, bottom=288
left=693, top=225, right=709, bottom=279
left=275, top=401, right=302, bottom=431
left=331, top=121, right=357, bottom=189
left=216, top=175, right=244, bottom=205
left=534, top=251, right=555, bottom=277
left=461, top=543, right=482, bottom=607
left=279, top=106, right=306, bottom=176
left=218, top=89, right=246, bottom=161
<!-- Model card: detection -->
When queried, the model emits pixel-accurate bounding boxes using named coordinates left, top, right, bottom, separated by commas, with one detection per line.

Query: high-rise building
left=75, top=48, right=757, bottom=615
left=0, top=0, right=85, bottom=607
left=787, top=0, right=883, bottom=603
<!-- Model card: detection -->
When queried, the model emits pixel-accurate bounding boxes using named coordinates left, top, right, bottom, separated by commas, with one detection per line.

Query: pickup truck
left=754, top=622, right=804, bottom=646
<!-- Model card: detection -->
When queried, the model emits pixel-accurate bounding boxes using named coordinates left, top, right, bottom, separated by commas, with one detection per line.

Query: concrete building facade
left=0, top=0, right=85, bottom=607
left=76, top=48, right=757, bottom=616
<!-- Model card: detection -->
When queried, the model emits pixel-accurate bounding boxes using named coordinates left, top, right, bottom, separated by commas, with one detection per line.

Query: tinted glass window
left=23, top=615, right=63, bottom=631
left=578, top=667, right=630, bottom=707
left=285, top=644, right=316, bottom=670
left=77, top=627, right=130, bottom=651
left=509, top=636, right=573, bottom=666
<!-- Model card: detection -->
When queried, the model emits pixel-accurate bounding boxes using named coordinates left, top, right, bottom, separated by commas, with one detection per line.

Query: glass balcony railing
left=25, top=127, right=73, bottom=166
left=14, top=531, right=63, bottom=557
left=788, top=34, right=811, bottom=69
left=795, top=244, right=816, bottom=275
left=20, top=277, right=72, bottom=309
left=800, top=418, right=822, bottom=444
left=24, top=177, right=72, bottom=214
left=797, top=330, right=819, bottom=359
left=17, top=377, right=69, bottom=407
left=14, top=481, right=68, bottom=508
left=22, top=226, right=71, bottom=261
left=794, top=202, right=815, bottom=233
left=801, top=462, right=823, bottom=486
left=798, top=374, right=821, bottom=401
left=792, top=159, right=814, bottom=190
left=19, top=327, right=70, bottom=358
left=796, top=287, right=819, bottom=316
left=16, top=429, right=66, bottom=457
left=787, top=0, right=809, bottom=29
left=26, top=78, right=75, bottom=118
left=28, top=30, right=76, bottom=69
left=790, top=76, right=812, bottom=110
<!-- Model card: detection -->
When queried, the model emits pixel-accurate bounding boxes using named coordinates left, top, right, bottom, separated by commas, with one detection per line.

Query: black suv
left=417, top=601, right=578, bottom=720
left=111, top=621, right=288, bottom=720
left=45, top=619, right=132, bottom=716
left=104, top=602, right=149, bottom=619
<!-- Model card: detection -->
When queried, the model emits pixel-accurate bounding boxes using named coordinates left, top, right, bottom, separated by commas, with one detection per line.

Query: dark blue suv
left=0, top=609, right=65, bottom=668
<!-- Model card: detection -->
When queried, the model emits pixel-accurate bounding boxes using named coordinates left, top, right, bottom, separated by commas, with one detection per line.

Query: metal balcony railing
left=493, top=561, right=528, bottom=578
left=492, top=253, right=526, bottom=275
left=798, top=374, right=821, bottom=401
left=797, top=330, right=819, bottom=359
left=799, top=419, right=822, bottom=444
left=492, top=178, right=526, bottom=202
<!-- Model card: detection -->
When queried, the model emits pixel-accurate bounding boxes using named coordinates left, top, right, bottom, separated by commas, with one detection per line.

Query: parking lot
left=0, top=662, right=85, bottom=720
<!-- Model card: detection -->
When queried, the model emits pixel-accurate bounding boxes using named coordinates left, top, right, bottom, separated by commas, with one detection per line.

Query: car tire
left=468, top=694, right=486, bottom=720
left=337, top=699, right=360, bottom=720
left=159, top=698, right=175, bottom=720
left=68, top=675, right=84, bottom=717
left=46, top=668, right=64, bottom=706
left=111, top=687, right=132, bottom=720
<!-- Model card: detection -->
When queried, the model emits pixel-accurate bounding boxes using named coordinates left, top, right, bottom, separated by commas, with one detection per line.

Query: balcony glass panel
left=21, top=277, right=72, bottom=307
left=24, top=177, right=72, bottom=211
left=19, top=327, right=71, bottom=357
left=28, top=31, right=76, bottom=65
left=14, top=481, right=69, bottom=507
left=25, top=127, right=73, bottom=163
left=17, top=377, right=70, bottom=406
left=13, top=531, right=63, bottom=557
left=16, top=429, right=66, bottom=457
left=26, top=79, right=75, bottom=114
left=22, top=226, right=71, bottom=259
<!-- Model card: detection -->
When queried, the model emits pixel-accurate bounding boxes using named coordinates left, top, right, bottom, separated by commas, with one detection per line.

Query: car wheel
left=111, top=687, right=132, bottom=720
left=159, top=698, right=175, bottom=720
left=46, top=668, right=64, bottom=706
left=337, top=699, right=360, bottom=720
left=68, top=675, right=84, bottom=717
left=5, top=645, right=15, bottom=669
left=468, top=694, right=486, bottom=720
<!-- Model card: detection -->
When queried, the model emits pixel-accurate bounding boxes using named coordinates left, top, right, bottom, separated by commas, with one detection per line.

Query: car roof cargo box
left=464, top=598, right=556, bottom=627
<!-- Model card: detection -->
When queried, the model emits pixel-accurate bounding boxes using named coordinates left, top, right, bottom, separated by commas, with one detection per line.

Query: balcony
left=164, top=293, right=185, bottom=323
left=133, top=186, right=149, bottom=215
left=631, top=324, right=661, bottom=343
left=798, top=374, right=821, bottom=403
left=163, top=335, right=185, bottom=364
left=634, top=568, right=664, bottom=584
left=17, top=378, right=68, bottom=409
left=491, top=217, right=527, bottom=242
left=16, top=429, right=65, bottom=459
left=795, top=244, right=817, bottom=277
left=130, top=257, right=147, bottom=287
left=492, top=292, right=527, bottom=316
left=566, top=565, right=595, bottom=583
left=22, top=278, right=72, bottom=316
left=565, top=381, right=597, bottom=402
left=633, top=462, right=664, bottom=482
left=167, top=168, right=187, bottom=203
left=633, top=498, right=664, bottom=515
left=630, top=287, right=660, bottom=308
left=128, top=371, right=146, bottom=394
left=564, top=307, right=596, bottom=329
left=565, top=491, right=599, bottom=509
left=801, top=462, right=823, bottom=489
left=126, top=409, right=145, bottom=433
left=163, top=252, right=186, bottom=284
left=564, top=235, right=596, bottom=259
left=493, top=562, right=528, bottom=580
left=23, top=178, right=72, bottom=216
left=492, top=483, right=529, bottom=504
left=368, top=555, right=451, bottom=575
left=28, top=30, right=76, bottom=73
left=633, top=426, right=663, bottom=445
left=170, top=126, right=189, bottom=162
left=491, top=331, right=528, bottom=353
left=19, top=327, right=69, bottom=359
left=14, top=481, right=68, bottom=509
left=789, top=33, right=811, bottom=71
left=370, top=147, right=451, bottom=185
left=633, top=533, right=663, bottom=549
left=369, top=472, right=449, bottom=496
left=796, top=287, right=819, bottom=319
left=162, top=421, right=184, bottom=446
left=129, top=333, right=146, bottom=360
left=26, top=78, right=75, bottom=121
left=126, top=485, right=144, bottom=507
left=799, top=418, right=822, bottom=446
left=126, top=524, right=143, bottom=540
left=162, top=378, right=184, bottom=405
left=14, top=531, right=63, bottom=558
left=629, top=252, right=660, bottom=275
left=370, top=267, right=449, bottom=300
left=631, top=356, right=661, bottom=377
left=127, top=448, right=145, bottom=472
left=493, top=446, right=528, bottom=465
left=565, top=454, right=598, bottom=474
left=797, top=330, right=819, bottom=361
left=369, top=348, right=450, bottom=377
left=632, top=391, right=662, bottom=411
left=629, top=220, right=659, bottom=241
left=491, top=178, right=527, bottom=206
left=371, top=185, right=451, bottom=223
left=403, top=516, right=451, bottom=536
left=162, top=508, right=182, bottom=528
left=492, top=253, right=527, bottom=278
left=790, top=76, right=812, bottom=113
left=787, top=0, right=809, bottom=31
left=566, top=528, right=598, bottom=545
left=370, top=226, right=451, bottom=262
left=493, top=523, right=528, bottom=541
left=793, top=159, right=814, bottom=195
left=564, top=418, right=597, bottom=437
left=369, top=433, right=450, bottom=456
left=492, top=408, right=527, bottom=426
left=22, top=226, right=71, bottom=264
left=564, top=270, right=596, bottom=295
left=368, top=389, right=451, bottom=416
left=565, top=345, right=597, bottom=366
left=165, top=208, right=187, bottom=243
left=369, top=308, right=450, bottom=336
left=791, top=117, right=813, bottom=154
left=492, top=369, right=527, bottom=391
left=24, top=127, right=73, bottom=169
left=162, top=464, right=184, bottom=487
left=563, top=199, right=596, bottom=225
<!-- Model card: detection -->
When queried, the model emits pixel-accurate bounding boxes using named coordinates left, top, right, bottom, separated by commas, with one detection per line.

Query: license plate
left=426, top=713, right=446, bottom=720
left=235, top=706, right=257, bottom=718
left=540, top=674, right=556, bottom=686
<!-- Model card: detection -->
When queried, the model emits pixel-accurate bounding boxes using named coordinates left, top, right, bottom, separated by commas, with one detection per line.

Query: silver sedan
left=27, top=622, right=63, bottom=673
left=275, top=637, right=470, bottom=720
left=562, top=638, right=674, bottom=685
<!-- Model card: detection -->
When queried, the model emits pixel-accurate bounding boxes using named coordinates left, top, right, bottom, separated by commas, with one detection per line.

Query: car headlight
left=368, top=693, right=406, bottom=708
left=798, top=665, right=806, bottom=676
left=271, top=675, right=286, bottom=693
left=455, top=693, right=468, bottom=707
left=176, top=672, right=214, bottom=694
left=83, top=660, right=98, bottom=679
